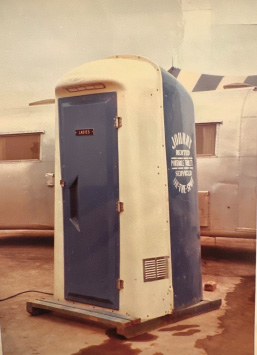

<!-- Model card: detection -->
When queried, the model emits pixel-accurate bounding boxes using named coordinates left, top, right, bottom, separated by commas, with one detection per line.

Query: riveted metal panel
left=198, top=191, right=210, bottom=227
left=59, top=92, right=119, bottom=310
left=0, top=104, right=55, bottom=231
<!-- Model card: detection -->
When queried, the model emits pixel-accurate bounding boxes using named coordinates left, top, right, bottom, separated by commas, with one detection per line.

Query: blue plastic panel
left=59, top=92, right=120, bottom=310
left=162, top=69, right=202, bottom=310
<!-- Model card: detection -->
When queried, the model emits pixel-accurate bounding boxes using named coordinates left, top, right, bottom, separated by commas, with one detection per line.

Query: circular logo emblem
left=171, top=132, right=194, bottom=194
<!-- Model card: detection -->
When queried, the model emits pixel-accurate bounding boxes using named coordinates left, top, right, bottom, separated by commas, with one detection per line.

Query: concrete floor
left=0, top=236, right=255, bottom=355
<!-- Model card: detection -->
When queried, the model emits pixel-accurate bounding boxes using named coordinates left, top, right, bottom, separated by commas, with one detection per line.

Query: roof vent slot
left=66, top=83, right=106, bottom=93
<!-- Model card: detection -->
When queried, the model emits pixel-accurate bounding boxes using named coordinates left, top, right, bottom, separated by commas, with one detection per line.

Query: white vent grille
left=143, top=257, right=169, bottom=282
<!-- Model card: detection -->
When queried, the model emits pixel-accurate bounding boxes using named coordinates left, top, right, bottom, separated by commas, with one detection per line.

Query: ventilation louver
left=143, top=257, right=169, bottom=282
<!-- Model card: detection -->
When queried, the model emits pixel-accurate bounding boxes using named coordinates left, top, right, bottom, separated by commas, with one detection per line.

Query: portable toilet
left=27, top=55, right=220, bottom=337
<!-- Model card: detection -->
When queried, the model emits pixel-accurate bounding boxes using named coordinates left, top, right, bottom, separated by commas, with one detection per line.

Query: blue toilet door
left=59, top=92, right=120, bottom=310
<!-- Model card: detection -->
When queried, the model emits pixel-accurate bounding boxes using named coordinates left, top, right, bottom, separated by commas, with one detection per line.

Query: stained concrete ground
left=0, top=236, right=255, bottom=355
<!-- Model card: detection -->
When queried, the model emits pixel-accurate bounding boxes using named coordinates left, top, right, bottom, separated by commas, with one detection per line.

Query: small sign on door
left=75, top=129, right=94, bottom=136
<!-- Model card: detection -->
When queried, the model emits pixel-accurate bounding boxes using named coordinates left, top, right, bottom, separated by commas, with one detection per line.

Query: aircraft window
left=0, top=133, right=41, bottom=161
left=195, top=123, right=216, bottom=156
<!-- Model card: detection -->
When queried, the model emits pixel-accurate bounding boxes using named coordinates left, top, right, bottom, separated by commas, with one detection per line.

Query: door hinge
left=60, top=180, right=66, bottom=187
left=116, top=201, right=124, bottom=213
left=114, top=116, right=122, bottom=129
left=117, top=279, right=124, bottom=290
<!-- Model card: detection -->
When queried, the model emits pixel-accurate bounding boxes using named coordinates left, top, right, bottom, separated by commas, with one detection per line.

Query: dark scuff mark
left=159, top=324, right=199, bottom=332
left=173, top=329, right=201, bottom=336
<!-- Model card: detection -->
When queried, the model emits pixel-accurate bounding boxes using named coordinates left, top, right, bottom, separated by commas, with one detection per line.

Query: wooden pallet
left=27, top=298, right=141, bottom=329
left=26, top=298, right=221, bottom=339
